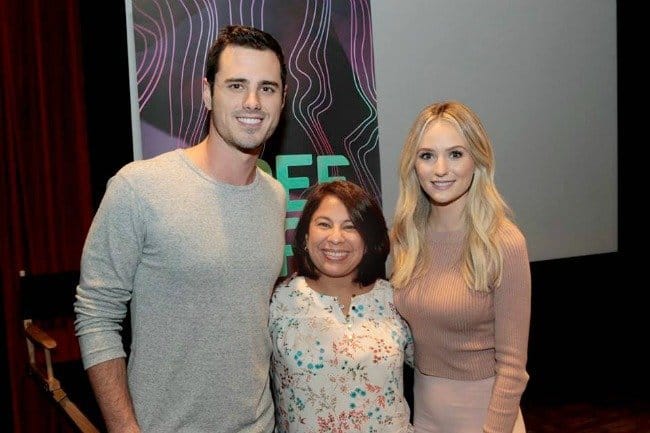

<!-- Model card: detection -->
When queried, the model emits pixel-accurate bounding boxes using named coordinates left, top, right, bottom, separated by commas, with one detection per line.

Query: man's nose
left=243, top=90, right=261, bottom=110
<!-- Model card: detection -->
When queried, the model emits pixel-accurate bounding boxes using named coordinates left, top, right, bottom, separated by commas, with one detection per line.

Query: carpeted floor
left=522, top=399, right=650, bottom=433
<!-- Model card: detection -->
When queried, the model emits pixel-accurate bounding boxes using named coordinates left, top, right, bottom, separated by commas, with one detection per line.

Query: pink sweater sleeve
left=484, top=225, right=531, bottom=433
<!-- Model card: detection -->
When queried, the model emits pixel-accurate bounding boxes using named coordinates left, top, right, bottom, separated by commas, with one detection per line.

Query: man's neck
left=186, top=138, right=260, bottom=185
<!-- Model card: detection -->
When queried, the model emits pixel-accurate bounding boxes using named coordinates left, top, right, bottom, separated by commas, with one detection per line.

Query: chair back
left=19, top=269, right=105, bottom=433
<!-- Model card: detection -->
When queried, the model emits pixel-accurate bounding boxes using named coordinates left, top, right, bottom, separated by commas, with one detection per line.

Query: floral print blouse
left=270, top=276, right=414, bottom=433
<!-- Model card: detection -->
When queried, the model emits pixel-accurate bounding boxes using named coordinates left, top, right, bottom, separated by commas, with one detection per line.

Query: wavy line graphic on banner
left=130, top=0, right=381, bottom=203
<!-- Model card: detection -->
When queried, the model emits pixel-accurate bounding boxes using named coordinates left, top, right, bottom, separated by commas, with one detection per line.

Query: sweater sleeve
left=74, top=173, right=144, bottom=369
left=389, top=283, right=415, bottom=368
left=483, top=225, right=531, bottom=433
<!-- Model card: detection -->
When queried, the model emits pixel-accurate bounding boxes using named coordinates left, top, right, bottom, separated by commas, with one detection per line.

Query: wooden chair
left=20, top=269, right=105, bottom=433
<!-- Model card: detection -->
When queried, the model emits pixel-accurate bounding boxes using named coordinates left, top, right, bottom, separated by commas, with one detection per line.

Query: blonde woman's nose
left=434, top=157, right=449, bottom=176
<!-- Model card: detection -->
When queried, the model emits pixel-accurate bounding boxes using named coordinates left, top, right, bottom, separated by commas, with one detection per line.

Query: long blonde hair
left=390, top=101, right=511, bottom=292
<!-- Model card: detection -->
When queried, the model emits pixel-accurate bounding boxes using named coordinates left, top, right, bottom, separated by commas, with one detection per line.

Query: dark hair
left=293, top=180, right=390, bottom=286
left=205, top=25, right=287, bottom=90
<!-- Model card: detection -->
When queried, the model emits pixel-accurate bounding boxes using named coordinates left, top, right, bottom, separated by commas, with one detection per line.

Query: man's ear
left=202, top=78, right=212, bottom=110
left=281, top=85, right=288, bottom=109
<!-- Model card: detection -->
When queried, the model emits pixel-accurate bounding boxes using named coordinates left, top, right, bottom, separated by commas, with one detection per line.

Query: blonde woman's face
left=414, top=121, right=475, bottom=206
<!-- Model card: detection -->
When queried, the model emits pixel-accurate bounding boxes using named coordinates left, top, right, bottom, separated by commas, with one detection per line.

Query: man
left=74, top=25, right=287, bottom=433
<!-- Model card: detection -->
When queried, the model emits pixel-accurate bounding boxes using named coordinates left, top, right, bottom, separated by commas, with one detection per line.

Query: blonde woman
left=391, top=101, right=531, bottom=433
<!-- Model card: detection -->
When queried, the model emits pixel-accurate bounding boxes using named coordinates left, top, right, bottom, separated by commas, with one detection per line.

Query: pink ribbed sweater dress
left=394, top=221, right=531, bottom=433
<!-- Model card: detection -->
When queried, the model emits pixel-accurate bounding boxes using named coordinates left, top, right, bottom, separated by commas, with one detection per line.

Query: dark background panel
left=79, top=1, right=133, bottom=210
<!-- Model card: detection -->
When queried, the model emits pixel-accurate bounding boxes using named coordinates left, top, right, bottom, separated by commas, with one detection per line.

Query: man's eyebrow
left=223, top=78, right=248, bottom=84
left=222, top=78, right=280, bottom=88
left=260, top=80, right=280, bottom=88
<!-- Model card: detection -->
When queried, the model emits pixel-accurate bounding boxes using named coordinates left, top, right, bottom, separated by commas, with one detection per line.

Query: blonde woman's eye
left=450, top=150, right=463, bottom=159
left=418, top=151, right=434, bottom=160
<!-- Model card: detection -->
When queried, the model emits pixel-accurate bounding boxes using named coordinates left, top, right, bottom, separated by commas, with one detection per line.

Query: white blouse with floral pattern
left=270, top=276, right=414, bottom=433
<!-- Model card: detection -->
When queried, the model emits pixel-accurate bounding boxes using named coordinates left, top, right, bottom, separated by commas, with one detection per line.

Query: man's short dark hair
left=205, top=25, right=287, bottom=89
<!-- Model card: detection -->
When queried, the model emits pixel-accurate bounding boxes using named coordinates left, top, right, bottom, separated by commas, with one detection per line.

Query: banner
left=127, top=0, right=380, bottom=275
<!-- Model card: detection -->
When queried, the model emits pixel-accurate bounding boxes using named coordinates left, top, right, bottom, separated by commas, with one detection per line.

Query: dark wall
left=79, top=1, right=644, bottom=406
left=1, top=273, right=9, bottom=431
left=79, top=1, right=133, bottom=210
left=525, top=253, right=638, bottom=404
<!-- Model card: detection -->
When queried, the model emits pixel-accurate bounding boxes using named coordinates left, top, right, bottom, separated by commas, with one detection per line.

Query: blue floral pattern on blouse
left=270, top=276, right=414, bottom=433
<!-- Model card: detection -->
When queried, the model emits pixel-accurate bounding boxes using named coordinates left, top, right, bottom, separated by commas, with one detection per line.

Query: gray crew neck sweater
left=75, top=149, right=287, bottom=432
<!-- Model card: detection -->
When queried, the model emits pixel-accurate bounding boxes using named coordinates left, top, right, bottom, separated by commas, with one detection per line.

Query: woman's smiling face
left=305, top=194, right=365, bottom=280
left=415, top=120, right=475, bottom=207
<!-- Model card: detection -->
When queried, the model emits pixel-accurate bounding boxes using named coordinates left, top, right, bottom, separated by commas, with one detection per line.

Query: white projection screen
left=372, top=0, right=617, bottom=262
left=125, top=0, right=617, bottom=263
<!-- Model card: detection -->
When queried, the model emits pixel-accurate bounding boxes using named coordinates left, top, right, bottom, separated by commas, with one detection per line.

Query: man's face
left=203, top=45, right=286, bottom=151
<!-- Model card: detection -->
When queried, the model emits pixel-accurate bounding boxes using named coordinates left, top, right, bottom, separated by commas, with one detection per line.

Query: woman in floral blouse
left=270, top=180, right=414, bottom=433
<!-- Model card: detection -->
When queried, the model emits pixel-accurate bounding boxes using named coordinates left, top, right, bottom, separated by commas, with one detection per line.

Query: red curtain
left=1, top=1, right=93, bottom=431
